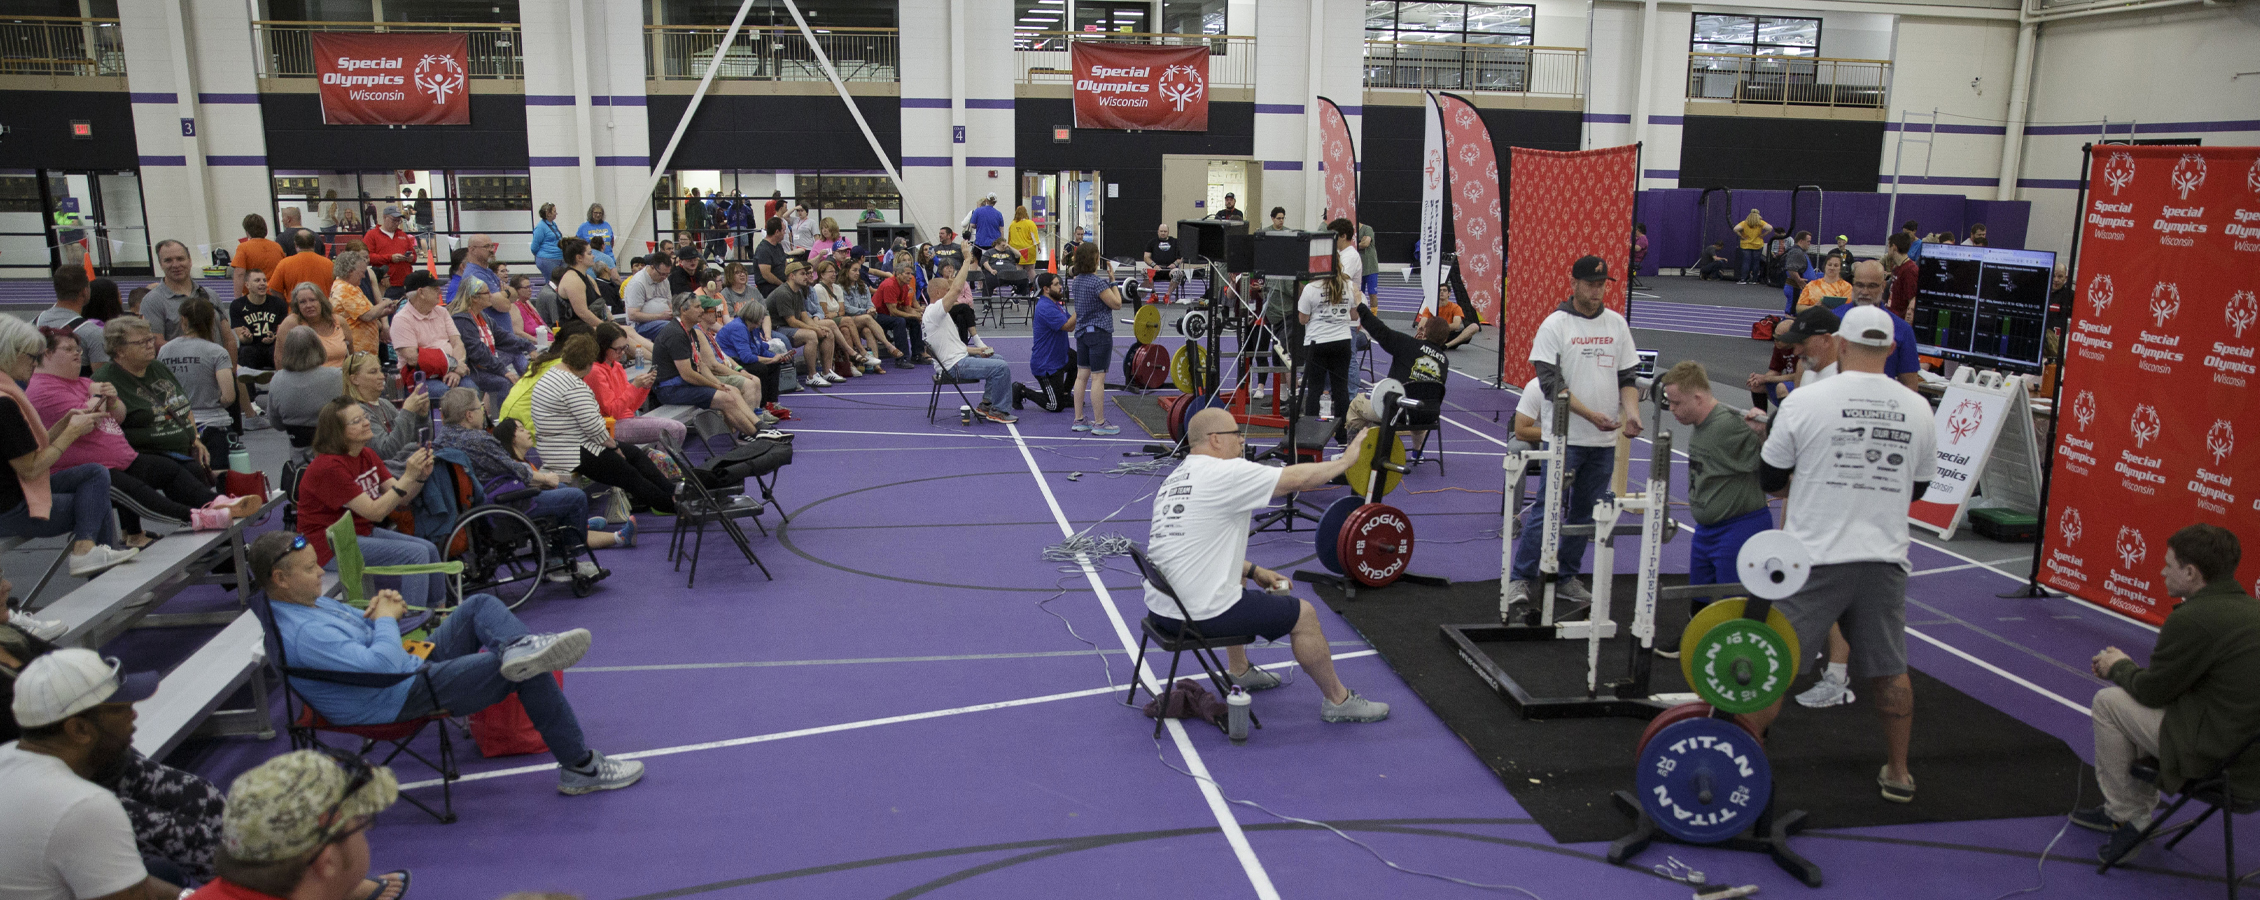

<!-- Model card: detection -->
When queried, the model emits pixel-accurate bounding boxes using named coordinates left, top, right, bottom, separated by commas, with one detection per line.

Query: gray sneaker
left=1555, top=577, right=1593, bottom=603
left=1321, top=691, right=1390, bottom=723
left=1229, top=667, right=1283, bottom=691
left=1502, top=580, right=1535, bottom=625
left=558, top=751, right=644, bottom=795
left=1794, top=671, right=1856, bottom=708
left=498, top=629, right=591, bottom=683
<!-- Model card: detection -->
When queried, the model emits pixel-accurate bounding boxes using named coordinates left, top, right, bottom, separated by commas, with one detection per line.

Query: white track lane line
left=1003, top=421, right=1282, bottom=900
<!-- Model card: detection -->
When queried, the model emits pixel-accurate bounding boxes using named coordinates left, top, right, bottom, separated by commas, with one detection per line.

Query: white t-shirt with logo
left=1298, top=280, right=1357, bottom=346
left=1528, top=306, right=1638, bottom=447
left=0, top=743, right=147, bottom=900
left=1514, top=377, right=1555, bottom=436
left=1145, top=455, right=1283, bottom=620
left=1760, top=371, right=1937, bottom=568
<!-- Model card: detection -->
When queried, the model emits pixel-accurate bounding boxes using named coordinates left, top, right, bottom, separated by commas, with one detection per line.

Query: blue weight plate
left=1634, top=716, right=1773, bottom=845
left=1314, top=496, right=1363, bottom=575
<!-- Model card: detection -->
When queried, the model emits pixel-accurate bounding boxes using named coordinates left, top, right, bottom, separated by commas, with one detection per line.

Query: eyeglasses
left=311, top=744, right=376, bottom=842
left=1194, top=430, right=1244, bottom=442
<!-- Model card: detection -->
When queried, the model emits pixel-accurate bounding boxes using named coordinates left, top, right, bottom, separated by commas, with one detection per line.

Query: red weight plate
left=1338, top=503, right=1415, bottom=588
left=1634, top=701, right=1767, bottom=757
left=1163, top=394, right=1188, bottom=441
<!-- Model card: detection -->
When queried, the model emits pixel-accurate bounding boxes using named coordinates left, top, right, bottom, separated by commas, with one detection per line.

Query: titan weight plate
left=1343, top=429, right=1408, bottom=500
left=1132, top=303, right=1162, bottom=345
left=1636, top=701, right=1719, bottom=758
left=1635, top=716, right=1774, bottom=845
left=1338, top=503, right=1414, bottom=588
left=1170, top=342, right=1207, bottom=394
left=1735, top=530, right=1812, bottom=600
left=1177, top=309, right=1211, bottom=341
left=1687, top=617, right=1798, bottom=713
left=1313, top=496, right=1363, bottom=575
left=1678, top=599, right=1801, bottom=702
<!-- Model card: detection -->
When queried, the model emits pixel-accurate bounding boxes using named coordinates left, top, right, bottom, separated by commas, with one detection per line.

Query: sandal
left=1877, top=766, right=1916, bottom=803
left=354, top=870, right=410, bottom=900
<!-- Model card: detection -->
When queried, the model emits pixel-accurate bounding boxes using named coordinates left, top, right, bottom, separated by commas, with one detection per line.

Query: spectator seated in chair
left=430, top=387, right=633, bottom=570
left=248, top=531, right=645, bottom=797
left=763, top=262, right=847, bottom=388
left=92, top=316, right=218, bottom=488
left=921, top=255, right=1016, bottom=425
left=530, top=335, right=680, bottom=515
left=710, top=306, right=794, bottom=425
left=197, top=749, right=412, bottom=900
left=648, top=294, right=769, bottom=441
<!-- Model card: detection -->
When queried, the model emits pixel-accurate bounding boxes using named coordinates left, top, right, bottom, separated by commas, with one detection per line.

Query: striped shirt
left=529, top=364, right=609, bottom=467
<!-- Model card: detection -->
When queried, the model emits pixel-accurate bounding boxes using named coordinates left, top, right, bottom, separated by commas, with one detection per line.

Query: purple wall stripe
left=1337, top=105, right=1362, bottom=116
left=1253, top=104, right=1304, bottom=115
left=1881, top=175, right=2000, bottom=187
left=597, top=96, right=646, bottom=107
left=1586, top=113, right=1632, bottom=123
left=205, top=155, right=265, bottom=166
left=2016, top=178, right=2085, bottom=190
left=966, top=99, right=1015, bottom=110
left=966, top=156, right=1014, bottom=167
left=129, top=92, right=177, bottom=104
left=1262, top=160, right=1302, bottom=171
left=197, top=93, right=260, bottom=104
left=1642, top=169, right=1680, bottom=179
left=901, top=157, right=951, bottom=167
left=1884, top=122, right=2008, bottom=135
left=138, top=155, right=186, bottom=166
left=594, top=156, right=646, bottom=167
left=900, top=98, right=950, bottom=108
left=528, top=156, right=581, bottom=167
left=524, top=95, right=576, bottom=106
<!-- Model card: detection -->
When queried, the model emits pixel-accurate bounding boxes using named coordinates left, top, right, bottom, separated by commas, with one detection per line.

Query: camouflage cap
left=222, top=751, right=399, bottom=863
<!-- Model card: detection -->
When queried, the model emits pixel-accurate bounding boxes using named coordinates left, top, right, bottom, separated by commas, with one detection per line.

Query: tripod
left=1251, top=274, right=1333, bottom=534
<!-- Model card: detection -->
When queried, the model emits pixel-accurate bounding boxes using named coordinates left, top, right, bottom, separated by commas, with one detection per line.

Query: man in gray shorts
left=1747, top=305, right=1937, bottom=803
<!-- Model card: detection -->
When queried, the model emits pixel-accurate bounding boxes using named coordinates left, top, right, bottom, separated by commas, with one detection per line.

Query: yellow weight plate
left=1133, top=304, right=1162, bottom=345
left=1345, top=428, right=1408, bottom=500
left=1679, top=598, right=1801, bottom=694
left=1170, top=342, right=1207, bottom=394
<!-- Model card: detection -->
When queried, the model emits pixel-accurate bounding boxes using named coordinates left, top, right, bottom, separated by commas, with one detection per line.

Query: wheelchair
left=416, top=449, right=610, bottom=607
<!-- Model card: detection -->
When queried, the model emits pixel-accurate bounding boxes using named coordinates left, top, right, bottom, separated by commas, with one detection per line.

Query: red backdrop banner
left=1500, top=144, right=1637, bottom=387
left=1317, top=96, right=1357, bottom=224
left=2037, top=145, right=2260, bottom=624
left=1069, top=43, right=1208, bottom=132
left=1436, top=93, right=1502, bottom=326
left=313, top=32, right=470, bottom=126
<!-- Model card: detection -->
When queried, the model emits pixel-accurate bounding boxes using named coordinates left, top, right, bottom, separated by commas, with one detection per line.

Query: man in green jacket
left=2078, top=523, right=2260, bottom=864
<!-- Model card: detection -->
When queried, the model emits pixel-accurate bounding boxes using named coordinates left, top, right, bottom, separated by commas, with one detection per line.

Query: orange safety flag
left=425, top=238, right=437, bottom=276
left=79, top=240, right=93, bottom=279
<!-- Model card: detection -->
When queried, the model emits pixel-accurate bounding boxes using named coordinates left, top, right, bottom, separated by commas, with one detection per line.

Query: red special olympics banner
left=1317, top=96, right=1358, bottom=224
left=313, top=32, right=470, bottom=126
left=2037, top=145, right=2260, bottom=625
left=1437, top=93, right=1502, bottom=326
left=1500, top=144, right=1637, bottom=387
left=1070, top=43, right=1207, bottom=132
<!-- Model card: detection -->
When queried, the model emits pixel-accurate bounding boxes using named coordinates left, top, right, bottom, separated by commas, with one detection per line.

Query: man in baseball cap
left=200, top=751, right=400, bottom=900
left=0, top=649, right=180, bottom=900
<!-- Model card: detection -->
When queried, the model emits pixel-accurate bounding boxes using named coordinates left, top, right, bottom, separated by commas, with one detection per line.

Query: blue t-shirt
left=970, top=205, right=1005, bottom=247
left=576, top=221, right=613, bottom=245
left=1068, top=273, right=1114, bottom=335
left=1882, top=310, right=1920, bottom=379
left=1032, top=297, right=1071, bottom=378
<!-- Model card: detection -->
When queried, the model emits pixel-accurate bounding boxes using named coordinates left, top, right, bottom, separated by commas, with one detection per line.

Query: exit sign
left=1052, top=127, right=1070, bottom=143
left=70, top=121, right=91, bottom=139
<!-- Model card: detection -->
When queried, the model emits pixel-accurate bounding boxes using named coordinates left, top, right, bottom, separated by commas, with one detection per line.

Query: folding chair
left=1122, top=544, right=1262, bottom=738
left=927, top=361, right=984, bottom=424
left=1402, top=382, right=1449, bottom=475
left=658, top=444, right=772, bottom=588
left=2098, top=726, right=2260, bottom=897
left=328, top=516, right=461, bottom=617
left=249, top=586, right=460, bottom=823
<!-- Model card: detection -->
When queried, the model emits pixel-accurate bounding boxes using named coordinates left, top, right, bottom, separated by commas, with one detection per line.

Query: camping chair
left=2098, top=727, right=2260, bottom=897
left=658, top=443, right=772, bottom=588
left=1122, top=544, right=1262, bottom=738
left=927, top=361, right=984, bottom=424
left=248, top=555, right=459, bottom=824
left=328, top=516, right=461, bottom=626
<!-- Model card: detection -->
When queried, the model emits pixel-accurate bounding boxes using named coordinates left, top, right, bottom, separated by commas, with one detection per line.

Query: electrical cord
left=1984, top=760, right=2089, bottom=900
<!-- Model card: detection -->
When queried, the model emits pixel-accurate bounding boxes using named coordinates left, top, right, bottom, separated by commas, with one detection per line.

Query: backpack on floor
left=1751, top=314, right=1786, bottom=341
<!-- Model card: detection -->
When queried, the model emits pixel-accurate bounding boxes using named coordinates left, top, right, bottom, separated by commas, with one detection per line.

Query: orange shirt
left=231, top=238, right=286, bottom=287
left=1415, top=300, right=1465, bottom=326
left=272, top=251, right=334, bottom=297
left=329, top=281, right=380, bottom=355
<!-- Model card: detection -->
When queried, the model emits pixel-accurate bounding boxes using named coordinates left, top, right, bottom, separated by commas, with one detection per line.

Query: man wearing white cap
left=1747, top=303, right=1937, bottom=805
left=0, top=648, right=179, bottom=900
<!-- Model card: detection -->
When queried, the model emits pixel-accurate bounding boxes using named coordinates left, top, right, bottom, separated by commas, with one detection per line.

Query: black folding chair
left=1401, top=382, right=1449, bottom=475
left=249, top=591, right=459, bottom=823
left=658, top=444, right=772, bottom=588
left=927, top=361, right=984, bottom=424
left=1122, top=544, right=1262, bottom=738
left=2098, top=727, right=2260, bottom=896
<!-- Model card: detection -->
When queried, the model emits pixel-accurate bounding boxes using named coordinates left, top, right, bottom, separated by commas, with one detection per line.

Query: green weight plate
left=1688, top=617, right=1797, bottom=714
left=1679, top=598, right=1800, bottom=693
left=1133, top=303, right=1162, bottom=345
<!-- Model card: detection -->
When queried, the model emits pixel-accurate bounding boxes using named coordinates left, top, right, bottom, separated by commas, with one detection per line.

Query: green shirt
left=1687, top=402, right=1767, bottom=525
left=2109, top=579, right=2260, bottom=796
left=1356, top=223, right=1379, bottom=277
left=93, top=361, right=197, bottom=456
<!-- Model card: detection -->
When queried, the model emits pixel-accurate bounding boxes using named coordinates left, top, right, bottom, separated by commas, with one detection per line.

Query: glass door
left=0, top=171, right=153, bottom=276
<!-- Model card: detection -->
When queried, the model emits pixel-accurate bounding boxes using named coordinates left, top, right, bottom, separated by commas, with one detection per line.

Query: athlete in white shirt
left=0, top=650, right=176, bottom=900
left=1143, top=408, right=1389, bottom=722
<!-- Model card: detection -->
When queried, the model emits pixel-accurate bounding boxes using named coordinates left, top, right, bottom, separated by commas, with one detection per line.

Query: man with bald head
left=449, top=234, right=499, bottom=305
left=1141, top=407, right=1392, bottom=722
left=1847, top=259, right=1923, bottom=390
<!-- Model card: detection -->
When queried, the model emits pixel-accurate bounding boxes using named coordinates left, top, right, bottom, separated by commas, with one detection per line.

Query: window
left=1161, top=0, right=1226, bottom=35
left=1013, top=0, right=1067, bottom=49
left=1073, top=2, right=1150, bottom=34
left=1366, top=2, right=1534, bottom=46
left=655, top=0, right=894, bottom=30
left=1691, top=14, right=1819, bottom=58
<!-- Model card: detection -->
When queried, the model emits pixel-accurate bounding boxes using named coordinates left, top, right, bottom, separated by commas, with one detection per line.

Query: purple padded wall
left=1819, top=192, right=1891, bottom=245
left=1890, top=193, right=1968, bottom=241
left=1636, top=188, right=1702, bottom=271
left=1731, top=190, right=1795, bottom=237
left=1961, top=200, right=2032, bottom=249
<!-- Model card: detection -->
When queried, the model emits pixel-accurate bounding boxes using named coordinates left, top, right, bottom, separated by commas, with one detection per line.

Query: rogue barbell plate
left=1736, top=530, right=1812, bottom=600
left=1344, top=429, right=1408, bottom=500
left=1636, top=716, right=1774, bottom=845
left=1133, top=303, right=1162, bottom=345
left=1170, top=342, right=1207, bottom=394
left=1679, top=599, right=1801, bottom=702
left=1338, top=503, right=1414, bottom=588
left=1162, top=394, right=1188, bottom=442
left=1131, top=342, right=1170, bottom=390
left=1314, top=496, right=1363, bottom=575
left=1688, top=617, right=1798, bottom=713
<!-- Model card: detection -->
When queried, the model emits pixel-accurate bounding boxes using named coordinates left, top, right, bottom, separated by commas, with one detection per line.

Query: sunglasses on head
left=311, top=744, right=376, bottom=841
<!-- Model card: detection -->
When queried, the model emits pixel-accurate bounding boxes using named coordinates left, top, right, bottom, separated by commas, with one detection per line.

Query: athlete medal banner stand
left=1316, top=97, right=1358, bottom=226
left=1068, top=43, right=1208, bottom=132
left=1500, top=144, right=1638, bottom=389
left=1434, top=93, right=1503, bottom=328
left=312, top=33, right=471, bottom=126
left=1910, top=377, right=2042, bottom=540
left=2035, top=145, right=2260, bottom=626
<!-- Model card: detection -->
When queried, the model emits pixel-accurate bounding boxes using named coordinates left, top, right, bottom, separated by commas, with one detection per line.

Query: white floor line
left=1905, top=627, right=2092, bottom=717
left=1002, top=421, right=1282, bottom=900
left=394, top=653, right=1372, bottom=791
left=783, top=426, right=1147, bottom=443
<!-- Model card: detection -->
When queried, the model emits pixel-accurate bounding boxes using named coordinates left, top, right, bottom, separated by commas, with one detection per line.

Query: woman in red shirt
left=585, top=323, right=688, bottom=448
left=296, top=397, right=445, bottom=608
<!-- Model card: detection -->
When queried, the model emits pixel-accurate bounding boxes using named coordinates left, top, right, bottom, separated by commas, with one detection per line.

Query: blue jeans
left=949, top=355, right=1013, bottom=409
left=525, top=487, right=590, bottom=538
left=1738, top=248, right=1764, bottom=283
left=394, top=593, right=590, bottom=767
left=0, top=463, right=115, bottom=545
left=1509, top=443, right=1615, bottom=582
left=339, top=528, right=449, bottom=610
left=1689, top=506, right=1774, bottom=607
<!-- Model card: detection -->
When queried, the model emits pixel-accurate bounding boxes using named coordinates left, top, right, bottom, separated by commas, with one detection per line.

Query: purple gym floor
left=151, top=325, right=2240, bottom=899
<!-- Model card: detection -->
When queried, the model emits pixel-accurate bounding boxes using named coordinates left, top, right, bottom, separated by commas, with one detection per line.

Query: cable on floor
left=1985, top=761, right=2091, bottom=900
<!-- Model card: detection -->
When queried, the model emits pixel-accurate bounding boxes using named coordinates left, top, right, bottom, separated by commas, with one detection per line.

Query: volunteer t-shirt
left=0, top=743, right=148, bottom=900
left=1759, top=371, right=1937, bottom=568
left=1297, top=281, right=1355, bottom=345
left=1527, top=304, right=1638, bottom=447
left=296, top=447, right=390, bottom=565
left=1144, top=455, right=1283, bottom=620
left=1688, top=403, right=1769, bottom=526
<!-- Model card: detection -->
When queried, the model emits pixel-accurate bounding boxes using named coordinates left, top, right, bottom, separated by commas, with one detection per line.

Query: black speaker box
left=858, top=223, right=918, bottom=252
left=1176, top=218, right=1240, bottom=262
left=1252, top=230, right=1332, bottom=277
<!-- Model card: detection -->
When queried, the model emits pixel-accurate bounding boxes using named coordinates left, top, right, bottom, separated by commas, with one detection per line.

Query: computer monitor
left=1910, top=244, right=2058, bottom=374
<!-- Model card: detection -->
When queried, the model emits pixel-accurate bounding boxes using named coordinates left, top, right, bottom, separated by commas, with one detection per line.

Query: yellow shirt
left=1734, top=220, right=1769, bottom=250
left=1007, top=218, right=1038, bottom=264
left=329, top=282, right=381, bottom=355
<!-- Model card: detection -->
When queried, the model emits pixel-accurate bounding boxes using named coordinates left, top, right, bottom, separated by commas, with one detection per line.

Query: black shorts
left=1146, top=587, right=1300, bottom=642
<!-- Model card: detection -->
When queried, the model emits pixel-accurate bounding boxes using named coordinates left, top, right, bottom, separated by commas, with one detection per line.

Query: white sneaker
left=9, top=612, right=66, bottom=642
left=807, top=373, right=832, bottom=387
left=1794, top=670, right=1856, bottom=708
left=68, top=545, right=138, bottom=577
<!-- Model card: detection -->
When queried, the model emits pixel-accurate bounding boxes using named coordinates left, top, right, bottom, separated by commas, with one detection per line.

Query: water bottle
left=959, top=404, right=973, bottom=426
left=1226, top=686, right=1251, bottom=742
left=1318, top=396, right=1333, bottom=419
left=227, top=431, right=252, bottom=475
